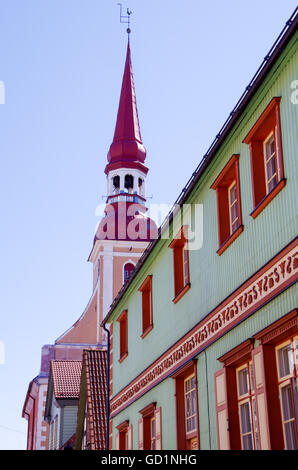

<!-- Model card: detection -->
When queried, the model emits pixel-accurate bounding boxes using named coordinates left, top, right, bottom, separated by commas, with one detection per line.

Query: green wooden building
left=103, top=12, right=298, bottom=451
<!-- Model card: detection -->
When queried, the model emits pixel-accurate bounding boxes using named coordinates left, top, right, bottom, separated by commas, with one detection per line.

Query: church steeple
left=105, top=39, right=148, bottom=176
left=104, top=39, right=150, bottom=209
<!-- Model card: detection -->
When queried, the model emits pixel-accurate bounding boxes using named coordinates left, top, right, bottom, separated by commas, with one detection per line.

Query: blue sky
left=0, top=0, right=297, bottom=450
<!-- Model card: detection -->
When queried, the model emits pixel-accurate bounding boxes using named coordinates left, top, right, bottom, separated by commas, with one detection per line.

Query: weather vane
left=117, top=3, right=132, bottom=35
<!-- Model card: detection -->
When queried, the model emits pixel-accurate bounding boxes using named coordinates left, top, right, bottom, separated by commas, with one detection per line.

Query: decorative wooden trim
left=138, top=275, right=153, bottom=292
left=173, top=283, right=191, bottom=304
left=243, top=97, right=281, bottom=144
left=117, top=309, right=128, bottom=323
left=110, top=239, right=298, bottom=418
left=171, top=359, right=196, bottom=380
left=116, top=420, right=129, bottom=432
left=250, top=178, right=286, bottom=219
left=169, top=226, right=187, bottom=249
left=139, top=402, right=156, bottom=417
left=254, top=309, right=298, bottom=345
left=216, top=225, right=244, bottom=256
left=211, top=154, right=240, bottom=190
left=218, top=338, right=255, bottom=367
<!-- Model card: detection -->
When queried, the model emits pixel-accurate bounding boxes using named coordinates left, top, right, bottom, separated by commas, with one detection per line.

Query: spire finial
left=117, top=3, right=132, bottom=35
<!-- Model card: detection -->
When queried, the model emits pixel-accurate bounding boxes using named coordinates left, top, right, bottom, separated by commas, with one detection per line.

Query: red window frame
left=254, top=309, right=298, bottom=450
left=172, top=361, right=200, bottom=450
left=116, top=420, right=130, bottom=450
left=117, top=309, right=128, bottom=363
left=138, top=402, right=162, bottom=450
left=169, top=226, right=190, bottom=303
left=215, top=310, right=298, bottom=450
left=211, top=154, right=243, bottom=255
left=138, top=275, right=153, bottom=339
left=243, top=97, right=286, bottom=219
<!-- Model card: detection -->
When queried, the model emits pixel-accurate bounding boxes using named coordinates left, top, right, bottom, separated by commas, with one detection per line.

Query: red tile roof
left=51, top=361, right=82, bottom=399
left=83, top=349, right=107, bottom=450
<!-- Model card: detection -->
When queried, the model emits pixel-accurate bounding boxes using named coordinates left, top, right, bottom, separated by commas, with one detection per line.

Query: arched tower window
left=113, top=175, right=120, bottom=191
left=124, top=174, right=134, bottom=192
left=124, top=262, right=134, bottom=282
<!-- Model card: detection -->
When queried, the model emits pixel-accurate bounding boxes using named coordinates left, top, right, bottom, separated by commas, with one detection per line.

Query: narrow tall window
left=264, top=132, right=278, bottom=193
left=169, top=226, right=190, bottom=303
left=243, top=97, right=286, bottom=218
left=150, top=416, right=156, bottom=450
left=138, top=403, right=162, bottom=450
left=236, top=362, right=259, bottom=450
left=228, top=181, right=239, bottom=235
left=211, top=154, right=243, bottom=255
left=276, top=339, right=298, bottom=450
left=184, top=375, right=197, bottom=435
left=173, top=362, right=199, bottom=450
left=139, top=275, right=153, bottom=338
left=124, top=262, right=134, bottom=282
left=117, top=310, right=128, bottom=362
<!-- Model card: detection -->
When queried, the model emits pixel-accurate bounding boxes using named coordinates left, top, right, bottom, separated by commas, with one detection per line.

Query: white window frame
left=275, top=337, right=298, bottom=450
left=236, top=362, right=259, bottom=450
left=228, top=180, right=239, bottom=235
left=263, top=129, right=279, bottom=194
left=184, top=374, right=197, bottom=436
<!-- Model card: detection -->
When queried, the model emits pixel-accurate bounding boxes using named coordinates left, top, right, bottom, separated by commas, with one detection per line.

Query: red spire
left=105, top=40, right=148, bottom=175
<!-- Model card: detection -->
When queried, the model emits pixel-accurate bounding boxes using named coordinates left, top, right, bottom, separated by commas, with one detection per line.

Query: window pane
left=183, top=249, right=189, bottom=285
left=284, top=421, right=298, bottom=450
left=278, top=345, right=292, bottom=377
left=229, top=184, right=237, bottom=204
left=238, top=367, right=249, bottom=396
left=252, top=398, right=259, bottom=450
left=267, top=175, right=277, bottom=192
left=242, top=434, right=254, bottom=450
left=265, top=135, right=275, bottom=160
left=240, top=402, right=252, bottom=434
left=281, top=384, right=294, bottom=422
left=250, top=364, right=254, bottom=392
left=230, top=203, right=238, bottom=223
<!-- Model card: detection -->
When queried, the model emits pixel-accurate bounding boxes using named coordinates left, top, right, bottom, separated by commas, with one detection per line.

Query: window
left=243, top=97, right=286, bottom=219
left=150, top=416, right=156, bottom=450
left=215, top=310, right=298, bottom=450
left=184, top=375, right=197, bottom=435
left=173, top=361, right=199, bottom=450
left=116, top=420, right=132, bottom=450
left=228, top=182, right=239, bottom=235
left=264, top=133, right=278, bottom=193
left=123, top=262, right=134, bottom=282
left=276, top=338, right=298, bottom=450
left=124, top=174, right=134, bottom=191
left=113, top=175, right=120, bottom=191
left=117, top=310, right=128, bottom=362
left=169, top=226, right=190, bottom=303
left=138, top=403, right=162, bottom=450
left=211, top=154, right=243, bottom=255
left=236, top=363, right=259, bottom=450
left=139, top=275, right=153, bottom=338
